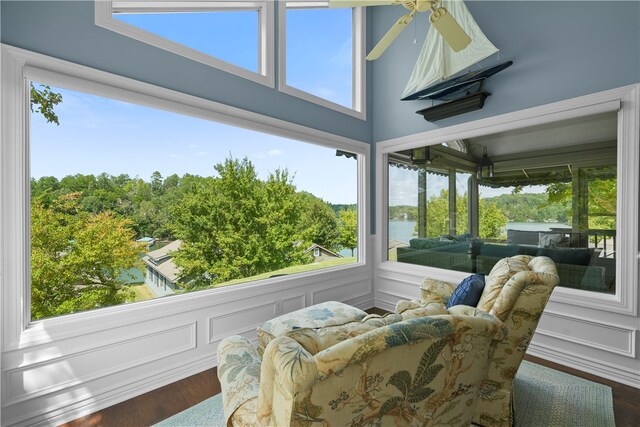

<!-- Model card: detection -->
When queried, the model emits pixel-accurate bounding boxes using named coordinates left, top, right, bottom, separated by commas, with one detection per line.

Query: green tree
left=171, top=157, right=310, bottom=289
left=417, top=190, right=507, bottom=240
left=150, top=171, right=164, bottom=195
left=30, top=84, right=63, bottom=125
left=545, top=170, right=616, bottom=232
left=338, top=209, right=357, bottom=256
left=589, top=177, right=616, bottom=230
left=31, top=193, right=141, bottom=320
left=298, top=192, right=341, bottom=251
left=478, top=199, right=508, bottom=239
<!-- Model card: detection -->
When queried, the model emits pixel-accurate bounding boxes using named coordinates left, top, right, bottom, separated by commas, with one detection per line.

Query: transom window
left=96, top=0, right=274, bottom=85
left=96, top=1, right=366, bottom=117
left=279, top=1, right=366, bottom=118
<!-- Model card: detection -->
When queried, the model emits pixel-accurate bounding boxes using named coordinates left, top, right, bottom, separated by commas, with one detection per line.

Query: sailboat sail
left=402, top=0, right=498, bottom=99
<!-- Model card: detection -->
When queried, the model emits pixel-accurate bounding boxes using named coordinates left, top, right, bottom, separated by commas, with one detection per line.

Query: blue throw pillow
left=447, top=274, right=485, bottom=308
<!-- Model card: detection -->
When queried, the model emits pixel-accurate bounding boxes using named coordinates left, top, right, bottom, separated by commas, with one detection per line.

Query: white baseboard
left=528, top=342, right=640, bottom=389
left=373, top=298, right=397, bottom=313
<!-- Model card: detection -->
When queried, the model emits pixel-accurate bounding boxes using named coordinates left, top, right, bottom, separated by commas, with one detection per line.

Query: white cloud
left=268, top=149, right=284, bottom=156
left=196, top=151, right=208, bottom=157
left=188, top=144, right=198, bottom=149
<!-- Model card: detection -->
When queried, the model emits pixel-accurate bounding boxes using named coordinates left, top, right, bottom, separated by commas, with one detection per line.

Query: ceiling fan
left=330, top=0, right=472, bottom=60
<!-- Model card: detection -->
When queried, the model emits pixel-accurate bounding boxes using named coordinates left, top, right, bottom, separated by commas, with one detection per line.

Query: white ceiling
left=467, top=112, right=617, bottom=157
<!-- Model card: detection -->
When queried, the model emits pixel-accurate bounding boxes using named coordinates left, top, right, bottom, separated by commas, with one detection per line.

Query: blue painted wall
left=0, top=0, right=372, bottom=143
left=371, top=1, right=640, bottom=142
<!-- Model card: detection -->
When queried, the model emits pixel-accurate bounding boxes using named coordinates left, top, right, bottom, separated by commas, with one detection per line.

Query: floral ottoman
left=256, top=301, right=367, bottom=354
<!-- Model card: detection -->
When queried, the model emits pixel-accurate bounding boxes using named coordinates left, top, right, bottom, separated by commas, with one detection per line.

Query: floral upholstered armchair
left=218, top=306, right=506, bottom=427
left=396, top=255, right=560, bottom=427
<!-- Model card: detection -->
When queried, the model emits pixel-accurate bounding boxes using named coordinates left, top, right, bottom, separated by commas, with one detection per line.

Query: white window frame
left=376, top=84, right=640, bottom=316
left=95, top=0, right=275, bottom=87
left=278, top=1, right=366, bottom=119
left=0, top=43, right=369, bottom=351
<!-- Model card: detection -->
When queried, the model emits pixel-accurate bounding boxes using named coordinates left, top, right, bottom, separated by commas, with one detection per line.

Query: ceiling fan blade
left=329, top=0, right=398, bottom=8
left=429, top=7, right=471, bottom=52
left=366, top=12, right=414, bottom=60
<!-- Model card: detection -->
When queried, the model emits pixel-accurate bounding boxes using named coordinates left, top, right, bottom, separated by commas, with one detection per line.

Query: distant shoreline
left=388, top=219, right=570, bottom=244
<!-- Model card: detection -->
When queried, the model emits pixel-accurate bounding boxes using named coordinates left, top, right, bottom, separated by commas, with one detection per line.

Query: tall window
left=279, top=1, right=366, bottom=117
left=29, top=81, right=358, bottom=320
left=387, top=113, right=618, bottom=295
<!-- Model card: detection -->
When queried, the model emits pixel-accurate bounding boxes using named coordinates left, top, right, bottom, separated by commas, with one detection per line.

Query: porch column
left=469, top=175, right=479, bottom=237
left=572, top=168, right=589, bottom=247
left=418, top=168, right=427, bottom=237
left=449, top=171, right=456, bottom=236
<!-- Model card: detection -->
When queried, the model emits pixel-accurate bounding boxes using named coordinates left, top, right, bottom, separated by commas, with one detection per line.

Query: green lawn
left=131, top=257, right=358, bottom=302
left=216, top=257, right=358, bottom=288
left=129, top=283, right=154, bottom=301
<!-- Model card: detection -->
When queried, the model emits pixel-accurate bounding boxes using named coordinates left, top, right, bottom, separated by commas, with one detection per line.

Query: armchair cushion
left=257, top=301, right=367, bottom=354
left=418, top=278, right=458, bottom=305
left=447, top=273, right=485, bottom=308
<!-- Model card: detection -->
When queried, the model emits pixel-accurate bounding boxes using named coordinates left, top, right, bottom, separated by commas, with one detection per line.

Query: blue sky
left=31, top=7, right=357, bottom=205
left=115, top=7, right=353, bottom=108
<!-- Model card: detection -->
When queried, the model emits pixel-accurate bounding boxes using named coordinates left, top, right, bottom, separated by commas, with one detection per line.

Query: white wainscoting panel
left=207, top=295, right=305, bottom=344
left=311, top=277, right=372, bottom=306
left=2, top=266, right=373, bottom=426
left=4, top=322, right=196, bottom=406
left=537, top=310, right=637, bottom=358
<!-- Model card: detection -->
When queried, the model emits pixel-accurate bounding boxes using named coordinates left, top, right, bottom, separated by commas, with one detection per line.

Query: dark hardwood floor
left=61, top=311, right=640, bottom=427
left=61, top=368, right=221, bottom=427
left=60, top=354, right=640, bottom=427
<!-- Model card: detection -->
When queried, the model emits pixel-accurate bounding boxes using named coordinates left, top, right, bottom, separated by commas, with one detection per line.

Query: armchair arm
left=394, top=278, right=456, bottom=314
left=217, top=336, right=262, bottom=425
left=420, top=277, right=457, bottom=304
left=258, top=336, right=318, bottom=426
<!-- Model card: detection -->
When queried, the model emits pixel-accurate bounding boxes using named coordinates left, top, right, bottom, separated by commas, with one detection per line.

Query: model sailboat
left=402, top=0, right=512, bottom=101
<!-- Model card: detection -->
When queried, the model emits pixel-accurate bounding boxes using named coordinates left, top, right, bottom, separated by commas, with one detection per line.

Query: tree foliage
left=31, top=158, right=358, bottom=306
left=338, top=209, right=358, bottom=256
left=546, top=174, right=616, bottom=231
left=30, top=84, right=63, bottom=125
left=298, top=192, right=341, bottom=251
left=588, top=178, right=616, bottom=230
left=417, top=190, right=507, bottom=239
left=171, top=157, right=312, bottom=289
left=31, top=193, right=141, bottom=320
left=491, top=191, right=569, bottom=224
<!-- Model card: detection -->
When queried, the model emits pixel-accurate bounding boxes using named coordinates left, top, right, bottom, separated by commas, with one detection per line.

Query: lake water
left=388, top=220, right=570, bottom=244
